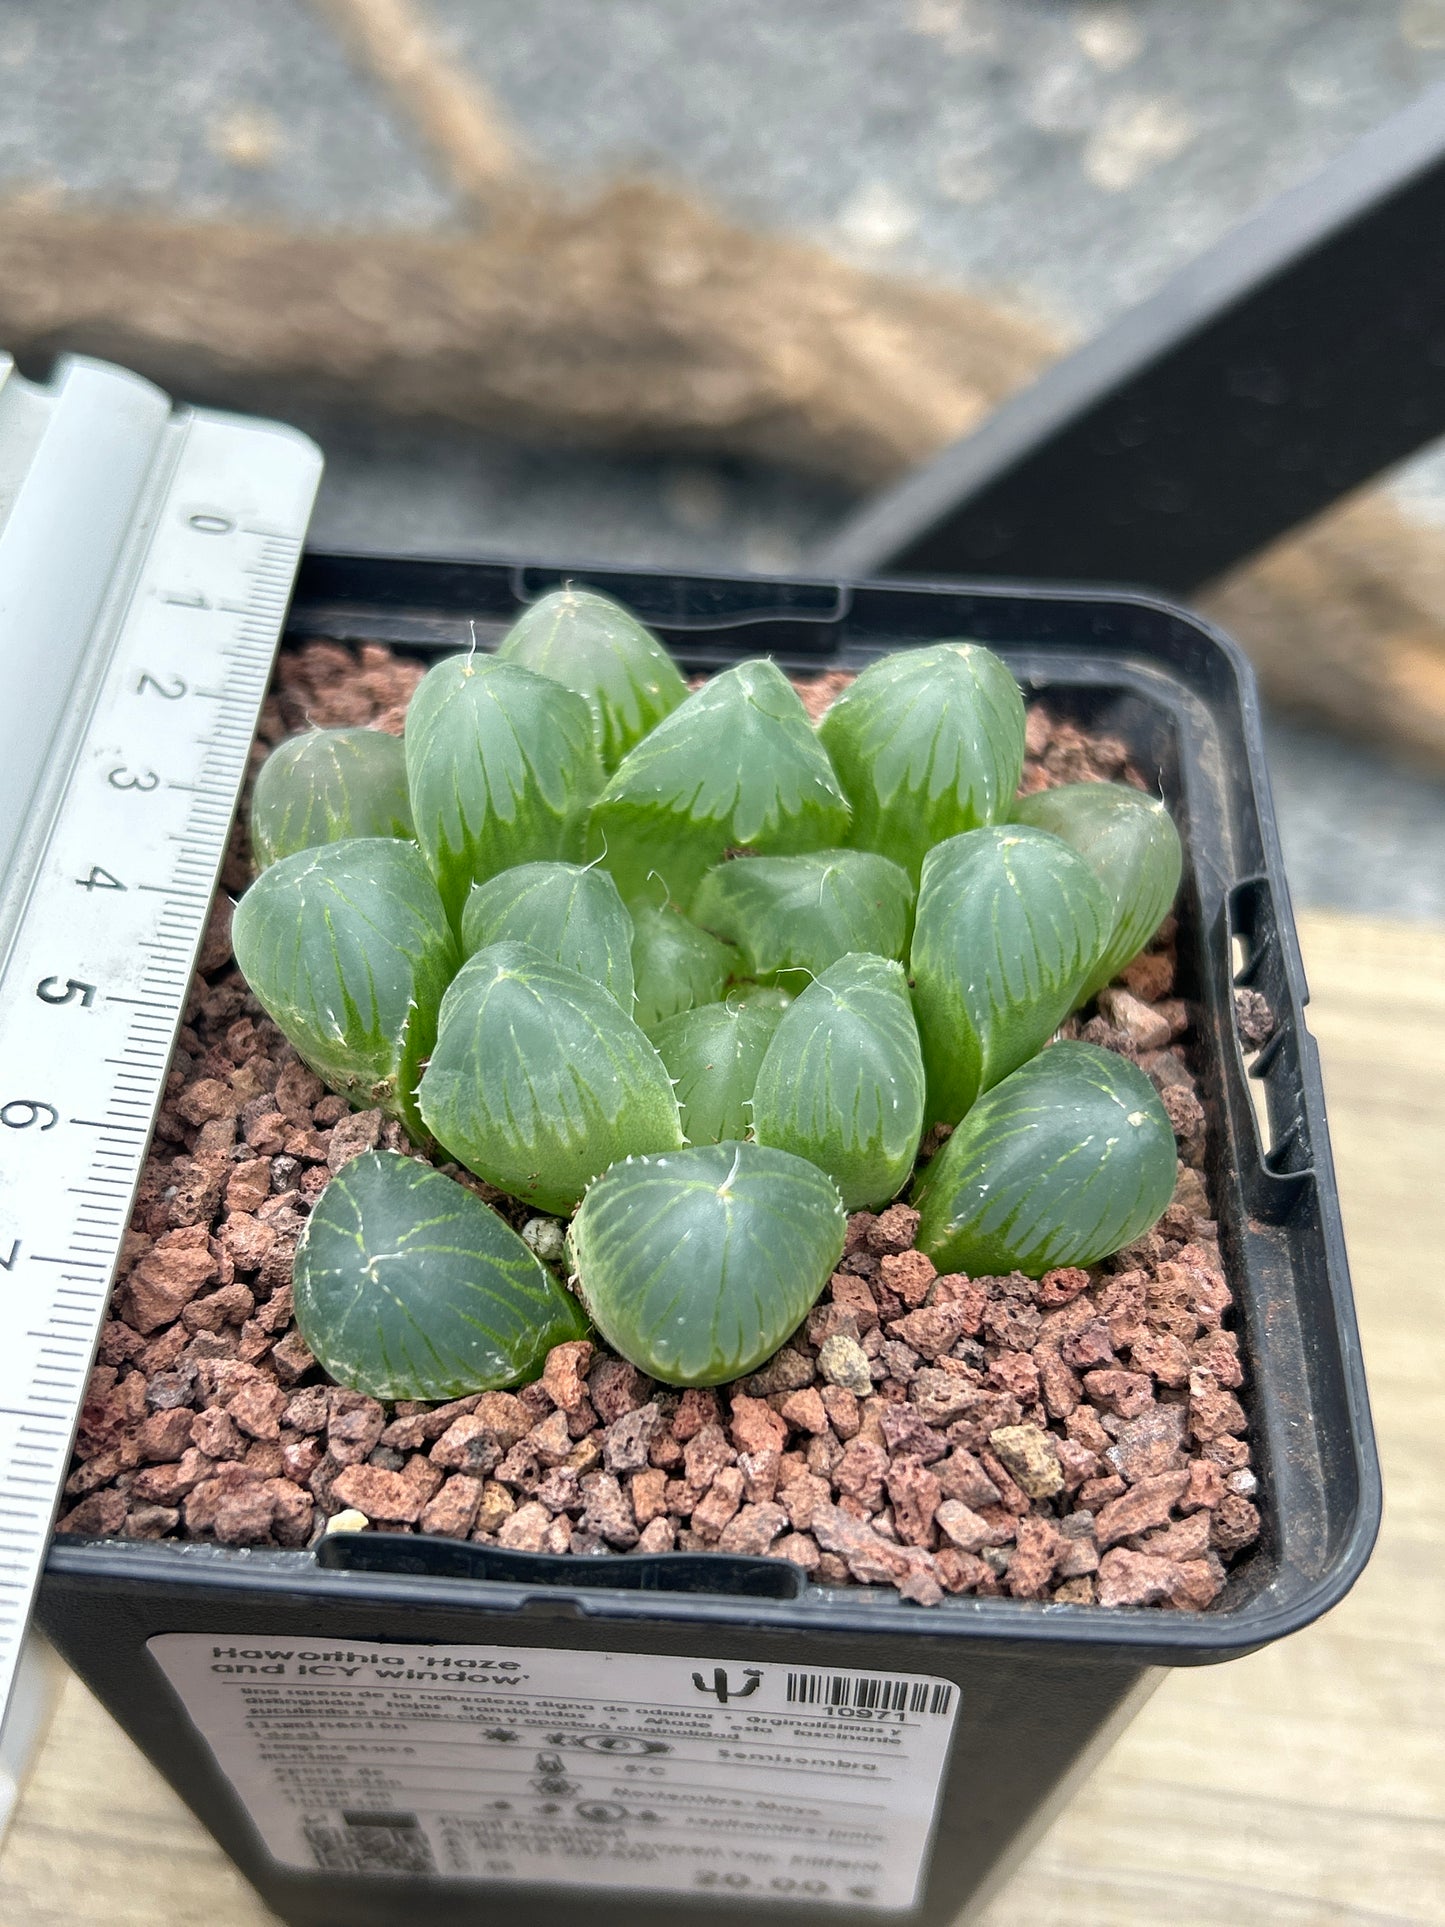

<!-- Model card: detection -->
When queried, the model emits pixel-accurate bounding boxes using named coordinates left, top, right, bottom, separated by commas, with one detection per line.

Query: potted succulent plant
left=37, top=562, right=1378, bottom=1927
left=228, top=595, right=1184, bottom=1424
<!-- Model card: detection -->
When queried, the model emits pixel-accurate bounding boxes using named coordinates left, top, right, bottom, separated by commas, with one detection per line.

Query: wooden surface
left=2, top=906, right=1441, bottom=1926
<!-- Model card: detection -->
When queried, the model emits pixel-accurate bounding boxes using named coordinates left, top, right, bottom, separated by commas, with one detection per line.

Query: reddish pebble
left=1094, top=1469, right=1191, bottom=1549
left=868, top=1205, right=921, bottom=1255
left=885, top=1457, right=942, bottom=1547
left=1210, top=1492, right=1261, bottom=1552
left=1082, top=1369, right=1155, bottom=1417
left=421, top=1475, right=485, bottom=1539
left=729, top=1394, right=788, bottom=1456
left=1181, top=1459, right=1226, bottom=1512
left=718, top=1502, right=789, bottom=1555
left=542, top=1340, right=594, bottom=1413
left=780, top=1387, right=829, bottom=1436
left=878, top=1248, right=935, bottom=1306
left=330, top=1464, right=428, bottom=1524
left=1035, top=1267, right=1092, bottom=1307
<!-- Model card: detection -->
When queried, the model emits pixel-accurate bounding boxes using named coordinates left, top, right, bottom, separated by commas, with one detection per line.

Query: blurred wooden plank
left=2, top=907, right=1440, bottom=1926
left=980, top=908, right=1445, bottom=1926
left=0, top=1667, right=279, bottom=1927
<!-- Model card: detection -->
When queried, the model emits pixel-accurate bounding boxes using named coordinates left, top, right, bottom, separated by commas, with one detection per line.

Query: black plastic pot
left=39, top=558, right=1380, bottom=1927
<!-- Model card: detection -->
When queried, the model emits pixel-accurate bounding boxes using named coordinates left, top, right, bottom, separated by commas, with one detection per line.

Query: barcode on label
left=303, top=1811, right=436, bottom=1876
left=786, top=1672, right=954, bottom=1715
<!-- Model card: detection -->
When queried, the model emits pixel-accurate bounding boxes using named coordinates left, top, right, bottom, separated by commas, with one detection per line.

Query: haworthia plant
left=910, top=825, right=1112, bottom=1124
left=1014, top=782, right=1183, bottom=999
left=231, top=838, right=458, bottom=1142
left=651, top=999, right=784, bottom=1144
left=250, top=727, right=414, bottom=869
left=495, top=586, right=689, bottom=771
left=817, top=642, right=1026, bottom=882
left=226, top=593, right=1191, bottom=1422
left=417, top=941, right=684, bottom=1214
left=460, top=860, right=635, bottom=1008
left=587, top=659, right=851, bottom=908
left=692, top=848, right=914, bottom=989
left=751, top=953, right=925, bottom=1209
left=629, top=901, right=735, bottom=1032
left=912, top=1042, right=1177, bottom=1276
left=292, top=1151, right=589, bottom=1400
left=571, top=1141, right=846, bottom=1386
left=404, top=653, right=603, bottom=922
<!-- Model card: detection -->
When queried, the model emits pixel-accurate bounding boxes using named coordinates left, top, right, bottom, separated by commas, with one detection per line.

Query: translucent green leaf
left=293, top=1150, right=589, bottom=1400
left=817, top=642, right=1025, bottom=882
left=571, top=1142, right=846, bottom=1386
left=231, top=838, right=458, bottom=1142
left=250, top=727, right=414, bottom=869
left=1013, top=782, right=1183, bottom=999
left=651, top=1000, right=783, bottom=1143
left=629, top=901, right=735, bottom=1032
left=460, top=860, right=634, bottom=1008
left=496, top=587, right=689, bottom=771
left=910, top=825, right=1113, bottom=1124
left=913, top=1043, right=1176, bottom=1276
left=417, top=941, right=683, bottom=1214
left=587, top=659, right=850, bottom=908
left=729, top=983, right=794, bottom=1016
left=751, top=953, right=925, bottom=1209
left=405, top=653, right=603, bottom=922
left=692, top=849, right=914, bottom=990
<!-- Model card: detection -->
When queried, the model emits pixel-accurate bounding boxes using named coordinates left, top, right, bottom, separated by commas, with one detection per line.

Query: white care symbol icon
left=692, top=1666, right=762, bottom=1703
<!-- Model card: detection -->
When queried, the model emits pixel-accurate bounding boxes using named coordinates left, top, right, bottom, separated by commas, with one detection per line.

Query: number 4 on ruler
left=0, top=1240, right=18, bottom=1272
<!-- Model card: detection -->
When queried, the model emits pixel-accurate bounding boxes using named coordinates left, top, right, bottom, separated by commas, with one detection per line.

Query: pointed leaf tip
left=912, top=1043, right=1176, bottom=1276
left=231, top=837, right=458, bottom=1142
left=250, top=726, right=414, bottom=868
left=1013, top=782, right=1182, bottom=998
left=497, top=587, right=688, bottom=770
left=692, top=847, right=913, bottom=987
left=293, top=1151, right=589, bottom=1399
left=818, top=641, right=1024, bottom=882
left=571, top=1141, right=845, bottom=1385
left=910, top=824, right=1112, bottom=1123
left=418, top=941, right=683, bottom=1214
left=587, top=658, right=850, bottom=908
left=405, top=652, right=603, bottom=922
left=752, top=952, right=925, bottom=1208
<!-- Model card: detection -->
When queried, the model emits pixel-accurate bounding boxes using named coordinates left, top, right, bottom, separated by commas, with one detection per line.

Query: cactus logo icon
left=691, top=1666, right=762, bottom=1703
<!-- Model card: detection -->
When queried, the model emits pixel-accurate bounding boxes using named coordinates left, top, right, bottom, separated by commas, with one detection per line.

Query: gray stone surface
left=4, top=0, right=1444, bottom=916
left=5, top=0, right=1442, bottom=333
left=424, top=0, right=1445, bottom=331
left=0, top=1, right=455, bottom=227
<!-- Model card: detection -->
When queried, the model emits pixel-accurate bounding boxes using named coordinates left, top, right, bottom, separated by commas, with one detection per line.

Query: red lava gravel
left=56, top=639, right=1264, bottom=1611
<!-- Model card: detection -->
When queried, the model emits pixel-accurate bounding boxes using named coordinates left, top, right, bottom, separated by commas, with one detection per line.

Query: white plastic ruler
left=0, top=353, right=321, bottom=1790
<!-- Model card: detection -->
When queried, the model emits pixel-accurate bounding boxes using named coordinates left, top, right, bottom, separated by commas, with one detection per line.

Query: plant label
left=149, top=1632, right=960, bottom=1911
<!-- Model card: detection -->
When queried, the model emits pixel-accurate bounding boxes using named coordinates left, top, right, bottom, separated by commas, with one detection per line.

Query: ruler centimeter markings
left=0, top=359, right=321, bottom=1723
